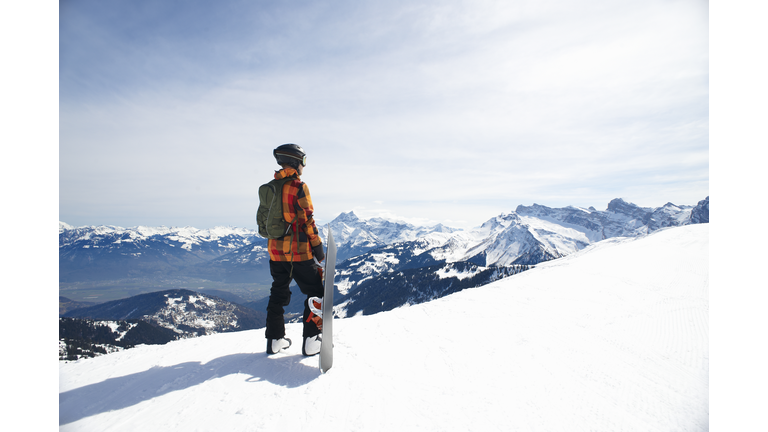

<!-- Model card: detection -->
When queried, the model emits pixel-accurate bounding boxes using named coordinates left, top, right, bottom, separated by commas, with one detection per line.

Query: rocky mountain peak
left=334, top=211, right=360, bottom=223
left=606, top=198, right=649, bottom=219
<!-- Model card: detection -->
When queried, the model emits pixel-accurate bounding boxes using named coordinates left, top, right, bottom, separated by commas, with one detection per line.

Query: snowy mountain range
left=59, top=197, right=709, bottom=330
left=328, top=197, right=709, bottom=307
left=59, top=197, right=707, bottom=281
left=57, top=213, right=455, bottom=284
left=58, top=223, right=264, bottom=282
left=317, top=211, right=461, bottom=262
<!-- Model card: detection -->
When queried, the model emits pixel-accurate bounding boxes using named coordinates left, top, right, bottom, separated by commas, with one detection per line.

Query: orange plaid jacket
left=267, top=167, right=322, bottom=262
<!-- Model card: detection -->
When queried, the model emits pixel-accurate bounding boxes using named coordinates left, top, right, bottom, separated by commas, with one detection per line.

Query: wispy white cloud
left=60, top=0, right=708, bottom=230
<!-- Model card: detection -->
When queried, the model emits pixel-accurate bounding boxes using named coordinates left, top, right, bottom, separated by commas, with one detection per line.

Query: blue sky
left=58, top=0, right=709, bottom=230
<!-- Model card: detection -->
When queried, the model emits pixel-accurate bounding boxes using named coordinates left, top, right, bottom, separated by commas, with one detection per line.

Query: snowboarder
left=261, top=144, right=326, bottom=356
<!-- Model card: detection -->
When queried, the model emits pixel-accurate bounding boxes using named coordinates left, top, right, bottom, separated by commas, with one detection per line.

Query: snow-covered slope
left=59, top=224, right=709, bottom=431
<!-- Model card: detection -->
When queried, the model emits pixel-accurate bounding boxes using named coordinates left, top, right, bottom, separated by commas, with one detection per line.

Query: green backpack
left=257, top=177, right=298, bottom=239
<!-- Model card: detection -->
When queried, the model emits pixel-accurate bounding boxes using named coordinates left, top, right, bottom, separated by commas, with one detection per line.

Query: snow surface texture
left=59, top=224, right=708, bottom=431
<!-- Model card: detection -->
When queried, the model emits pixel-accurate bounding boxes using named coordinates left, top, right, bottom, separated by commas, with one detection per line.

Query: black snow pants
left=265, top=260, right=324, bottom=340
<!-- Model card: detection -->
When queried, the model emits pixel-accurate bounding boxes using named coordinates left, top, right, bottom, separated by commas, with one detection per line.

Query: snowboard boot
left=302, top=334, right=322, bottom=356
left=267, top=337, right=291, bottom=355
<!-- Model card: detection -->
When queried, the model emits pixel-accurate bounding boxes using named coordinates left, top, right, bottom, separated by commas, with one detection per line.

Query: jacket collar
left=274, top=167, right=300, bottom=180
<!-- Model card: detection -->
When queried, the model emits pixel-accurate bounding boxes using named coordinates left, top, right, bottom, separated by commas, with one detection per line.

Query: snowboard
left=319, top=227, right=337, bottom=373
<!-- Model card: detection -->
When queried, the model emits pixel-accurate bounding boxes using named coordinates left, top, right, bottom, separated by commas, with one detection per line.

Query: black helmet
left=273, top=143, right=307, bottom=168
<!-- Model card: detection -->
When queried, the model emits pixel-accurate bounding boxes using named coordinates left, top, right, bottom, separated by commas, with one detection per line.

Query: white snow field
left=59, top=224, right=708, bottom=431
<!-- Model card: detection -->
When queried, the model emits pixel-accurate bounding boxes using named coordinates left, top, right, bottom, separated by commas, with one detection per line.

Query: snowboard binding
left=306, top=296, right=323, bottom=330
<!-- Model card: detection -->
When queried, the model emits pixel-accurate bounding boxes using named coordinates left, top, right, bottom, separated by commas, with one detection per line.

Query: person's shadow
left=59, top=353, right=320, bottom=426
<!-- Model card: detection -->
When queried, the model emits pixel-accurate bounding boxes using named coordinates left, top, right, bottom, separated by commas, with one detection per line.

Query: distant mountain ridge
left=328, top=197, right=709, bottom=310
left=515, top=197, right=709, bottom=240
left=60, top=196, right=709, bottom=320
left=461, top=196, right=709, bottom=266
left=248, top=197, right=709, bottom=319
left=318, top=211, right=462, bottom=262
left=58, top=213, right=458, bottom=285
left=59, top=224, right=263, bottom=282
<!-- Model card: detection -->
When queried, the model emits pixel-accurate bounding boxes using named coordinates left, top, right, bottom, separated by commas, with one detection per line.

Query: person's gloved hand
left=312, top=243, right=325, bottom=262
